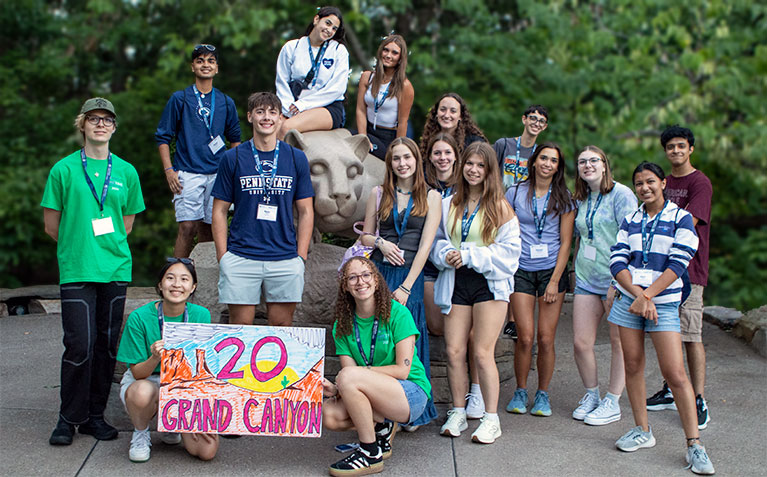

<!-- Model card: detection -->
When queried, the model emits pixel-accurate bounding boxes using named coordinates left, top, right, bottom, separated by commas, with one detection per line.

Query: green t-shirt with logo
left=332, top=300, right=432, bottom=399
left=40, top=150, right=145, bottom=284
left=117, top=301, right=211, bottom=373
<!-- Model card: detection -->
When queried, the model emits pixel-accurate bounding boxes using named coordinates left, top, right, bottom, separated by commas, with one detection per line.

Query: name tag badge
left=530, top=243, right=549, bottom=259
left=383, top=249, right=405, bottom=264
left=632, top=269, right=654, bottom=287
left=92, top=217, right=115, bottom=236
left=583, top=244, right=597, bottom=261
left=208, top=135, right=225, bottom=154
left=460, top=242, right=476, bottom=251
left=257, top=203, right=278, bottom=222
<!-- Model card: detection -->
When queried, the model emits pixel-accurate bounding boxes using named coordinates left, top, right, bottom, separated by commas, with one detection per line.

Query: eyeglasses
left=86, top=115, right=115, bottom=127
left=526, top=115, right=548, bottom=126
left=194, top=44, right=217, bottom=53
left=577, top=157, right=603, bottom=167
left=166, top=257, right=195, bottom=265
left=347, top=272, right=374, bottom=285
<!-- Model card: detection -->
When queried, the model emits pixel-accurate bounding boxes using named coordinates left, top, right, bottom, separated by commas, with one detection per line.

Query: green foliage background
left=1, top=0, right=765, bottom=310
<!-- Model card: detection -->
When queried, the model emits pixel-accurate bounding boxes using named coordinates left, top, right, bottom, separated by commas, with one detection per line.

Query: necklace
left=396, top=186, right=412, bottom=195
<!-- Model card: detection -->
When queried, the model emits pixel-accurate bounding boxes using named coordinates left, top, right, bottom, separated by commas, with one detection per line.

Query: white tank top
left=364, top=79, right=398, bottom=129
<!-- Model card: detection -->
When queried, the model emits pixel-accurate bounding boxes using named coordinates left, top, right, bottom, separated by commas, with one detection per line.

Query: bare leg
left=228, top=304, right=256, bottom=325
left=684, top=341, right=706, bottom=397
left=424, top=281, right=444, bottom=336
left=444, top=304, right=473, bottom=407
left=619, top=326, right=648, bottom=430
left=174, top=221, right=199, bottom=258
left=535, top=292, right=565, bottom=391
left=572, top=294, right=604, bottom=389
left=278, top=108, right=333, bottom=139
left=651, top=332, right=700, bottom=440
left=511, top=293, right=536, bottom=389
left=265, top=302, right=297, bottom=327
left=124, top=380, right=159, bottom=430
left=197, top=223, right=213, bottom=243
left=470, top=300, right=507, bottom=413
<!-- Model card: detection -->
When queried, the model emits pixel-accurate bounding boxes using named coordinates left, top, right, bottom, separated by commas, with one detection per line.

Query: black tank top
left=370, top=209, right=426, bottom=266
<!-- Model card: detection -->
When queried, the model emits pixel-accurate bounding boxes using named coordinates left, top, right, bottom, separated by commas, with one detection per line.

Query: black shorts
left=513, top=267, right=569, bottom=297
left=452, top=267, right=493, bottom=306
left=324, top=100, right=346, bottom=129
left=423, top=260, right=439, bottom=282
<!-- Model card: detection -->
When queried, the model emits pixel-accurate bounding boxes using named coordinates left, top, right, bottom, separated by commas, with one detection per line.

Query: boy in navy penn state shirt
left=156, top=44, right=241, bottom=257
left=211, top=92, right=314, bottom=327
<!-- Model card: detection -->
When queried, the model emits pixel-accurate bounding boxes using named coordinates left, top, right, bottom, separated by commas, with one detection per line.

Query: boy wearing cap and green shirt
left=156, top=44, right=241, bottom=257
left=42, top=98, right=145, bottom=446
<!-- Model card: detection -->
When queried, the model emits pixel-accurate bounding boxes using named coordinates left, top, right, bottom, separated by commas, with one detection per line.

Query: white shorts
left=119, top=368, right=161, bottom=407
left=173, top=170, right=217, bottom=223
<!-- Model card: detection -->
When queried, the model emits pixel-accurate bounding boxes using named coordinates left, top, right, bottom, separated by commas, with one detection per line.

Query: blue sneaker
left=530, top=390, right=552, bottom=417
left=506, top=388, right=528, bottom=414
left=686, top=443, right=715, bottom=475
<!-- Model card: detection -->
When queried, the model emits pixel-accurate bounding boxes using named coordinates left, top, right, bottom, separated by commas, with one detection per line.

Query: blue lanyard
left=392, top=193, right=414, bottom=241
left=461, top=200, right=481, bottom=243
left=585, top=191, right=604, bottom=241
left=307, top=38, right=329, bottom=88
left=513, top=137, right=536, bottom=182
left=641, top=200, right=668, bottom=266
left=192, top=85, right=215, bottom=138
left=437, top=181, right=453, bottom=198
left=80, top=149, right=112, bottom=213
left=372, top=82, right=390, bottom=129
left=353, top=318, right=379, bottom=367
left=531, top=185, right=552, bottom=240
left=250, top=139, right=280, bottom=203
left=157, top=302, right=189, bottom=334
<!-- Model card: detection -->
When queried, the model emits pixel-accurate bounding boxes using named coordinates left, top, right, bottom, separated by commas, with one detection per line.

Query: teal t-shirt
left=333, top=300, right=432, bottom=399
left=40, top=150, right=145, bottom=284
left=117, top=301, right=211, bottom=373
left=574, top=182, right=637, bottom=294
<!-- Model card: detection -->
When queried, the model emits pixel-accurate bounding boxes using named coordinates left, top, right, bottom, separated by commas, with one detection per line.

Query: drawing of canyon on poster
left=158, top=322, right=325, bottom=437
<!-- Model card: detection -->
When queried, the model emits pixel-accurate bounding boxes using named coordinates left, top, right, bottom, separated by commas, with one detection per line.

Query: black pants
left=59, top=281, right=127, bottom=424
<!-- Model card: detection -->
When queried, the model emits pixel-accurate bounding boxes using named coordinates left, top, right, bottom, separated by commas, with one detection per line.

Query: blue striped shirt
left=610, top=201, right=698, bottom=304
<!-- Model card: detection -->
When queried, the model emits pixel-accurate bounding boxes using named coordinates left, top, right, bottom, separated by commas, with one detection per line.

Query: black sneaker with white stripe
left=375, top=421, right=397, bottom=459
left=329, top=445, right=383, bottom=476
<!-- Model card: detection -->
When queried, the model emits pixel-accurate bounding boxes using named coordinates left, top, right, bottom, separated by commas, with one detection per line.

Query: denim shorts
left=573, top=286, right=608, bottom=301
left=399, top=379, right=428, bottom=425
left=119, top=368, right=160, bottom=407
left=607, top=289, right=681, bottom=333
left=218, top=252, right=304, bottom=305
left=173, top=171, right=217, bottom=223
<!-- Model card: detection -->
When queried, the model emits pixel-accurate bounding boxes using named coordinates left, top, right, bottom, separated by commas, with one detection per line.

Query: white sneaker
left=471, top=415, right=501, bottom=444
left=585, top=397, right=622, bottom=426
left=129, top=429, right=151, bottom=462
left=465, top=391, right=485, bottom=419
left=572, top=392, right=600, bottom=420
left=440, top=409, right=468, bottom=437
left=160, top=432, right=182, bottom=445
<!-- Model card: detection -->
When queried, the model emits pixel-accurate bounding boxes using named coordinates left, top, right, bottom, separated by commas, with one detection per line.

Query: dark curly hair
left=660, top=124, right=695, bottom=148
left=419, top=93, right=487, bottom=159
left=334, top=257, right=392, bottom=336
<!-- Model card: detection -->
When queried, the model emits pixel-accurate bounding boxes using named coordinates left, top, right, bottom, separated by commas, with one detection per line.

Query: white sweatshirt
left=430, top=196, right=522, bottom=314
left=275, top=37, right=350, bottom=117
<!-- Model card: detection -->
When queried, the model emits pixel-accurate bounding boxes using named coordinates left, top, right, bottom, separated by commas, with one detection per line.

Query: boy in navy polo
left=211, top=92, right=314, bottom=327
left=156, top=44, right=241, bottom=257
left=646, top=125, right=713, bottom=431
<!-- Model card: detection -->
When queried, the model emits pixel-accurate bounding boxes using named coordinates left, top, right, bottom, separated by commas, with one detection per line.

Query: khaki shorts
left=679, top=284, right=704, bottom=343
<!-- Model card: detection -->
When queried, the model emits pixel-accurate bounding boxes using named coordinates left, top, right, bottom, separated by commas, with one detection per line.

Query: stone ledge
left=703, top=305, right=742, bottom=329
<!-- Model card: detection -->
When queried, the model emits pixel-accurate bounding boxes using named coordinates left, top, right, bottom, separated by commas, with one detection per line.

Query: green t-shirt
left=117, top=301, right=211, bottom=373
left=332, top=300, right=432, bottom=399
left=40, top=150, right=145, bottom=284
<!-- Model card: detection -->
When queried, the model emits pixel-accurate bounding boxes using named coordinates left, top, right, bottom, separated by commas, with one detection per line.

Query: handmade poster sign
left=158, top=322, right=325, bottom=437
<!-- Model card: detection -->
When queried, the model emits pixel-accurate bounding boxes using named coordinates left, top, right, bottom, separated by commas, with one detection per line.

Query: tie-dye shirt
left=574, top=182, right=637, bottom=294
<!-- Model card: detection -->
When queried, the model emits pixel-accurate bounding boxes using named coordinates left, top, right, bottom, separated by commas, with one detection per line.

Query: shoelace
left=131, top=430, right=151, bottom=447
left=685, top=446, right=709, bottom=469
left=590, top=398, right=614, bottom=416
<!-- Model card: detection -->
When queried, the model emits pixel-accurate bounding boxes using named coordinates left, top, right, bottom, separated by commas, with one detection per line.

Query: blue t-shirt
left=506, top=181, right=573, bottom=271
left=211, top=140, right=314, bottom=261
left=155, top=85, right=242, bottom=174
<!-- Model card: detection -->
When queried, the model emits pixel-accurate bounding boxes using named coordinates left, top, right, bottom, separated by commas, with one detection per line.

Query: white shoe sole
left=466, top=411, right=484, bottom=420
left=616, top=435, right=656, bottom=452
left=440, top=422, right=468, bottom=437
left=585, top=413, right=621, bottom=426
left=471, top=429, right=501, bottom=444
left=646, top=402, right=677, bottom=411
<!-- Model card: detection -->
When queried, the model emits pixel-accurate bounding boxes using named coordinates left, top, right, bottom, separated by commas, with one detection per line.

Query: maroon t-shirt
left=665, top=169, right=712, bottom=286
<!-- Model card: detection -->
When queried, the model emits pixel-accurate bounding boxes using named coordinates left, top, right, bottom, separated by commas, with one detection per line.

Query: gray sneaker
left=615, top=425, right=656, bottom=452
left=686, top=443, right=715, bottom=475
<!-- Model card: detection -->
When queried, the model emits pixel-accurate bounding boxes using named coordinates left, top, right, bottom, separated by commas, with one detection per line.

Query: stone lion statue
left=284, top=129, right=385, bottom=237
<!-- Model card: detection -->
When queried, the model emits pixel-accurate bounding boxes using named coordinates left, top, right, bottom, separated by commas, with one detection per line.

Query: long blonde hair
left=449, top=142, right=510, bottom=245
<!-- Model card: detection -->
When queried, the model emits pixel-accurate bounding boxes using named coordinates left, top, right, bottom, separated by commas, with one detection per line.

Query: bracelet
left=398, top=285, right=411, bottom=295
left=374, top=237, right=382, bottom=249
left=164, top=166, right=174, bottom=172
left=642, top=293, right=652, bottom=301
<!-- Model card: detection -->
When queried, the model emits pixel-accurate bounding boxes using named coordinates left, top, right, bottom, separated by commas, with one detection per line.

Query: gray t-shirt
left=506, top=181, right=573, bottom=271
left=494, top=137, right=536, bottom=190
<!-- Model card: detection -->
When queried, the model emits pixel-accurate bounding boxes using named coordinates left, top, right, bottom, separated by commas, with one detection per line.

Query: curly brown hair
left=419, top=93, right=487, bottom=159
left=334, top=257, right=392, bottom=337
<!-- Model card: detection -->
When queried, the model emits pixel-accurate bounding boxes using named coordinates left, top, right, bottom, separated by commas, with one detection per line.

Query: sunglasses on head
left=194, top=44, right=216, bottom=53
left=166, top=257, right=195, bottom=265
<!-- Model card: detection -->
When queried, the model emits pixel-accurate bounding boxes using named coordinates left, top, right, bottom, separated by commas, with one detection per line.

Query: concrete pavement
left=1, top=305, right=764, bottom=476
